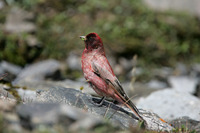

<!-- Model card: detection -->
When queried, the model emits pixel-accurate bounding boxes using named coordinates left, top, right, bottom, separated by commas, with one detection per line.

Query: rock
left=168, top=76, right=198, bottom=94
left=146, top=79, right=168, bottom=89
left=12, top=78, right=93, bottom=95
left=119, top=57, right=133, bottom=71
left=0, top=95, right=16, bottom=112
left=16, top=102, right=106, bottom=131
left=170, top=117, right=200, bottom=132
left=174, top=63, right=188, bottom=76
left=36, top=87, right=173, bottom=131
left=3, top=113, right=22, bottom=133
left=13, top=59, right=61, bottom=84
left=0, top=86, right=15, bottom=99
left=113, top=64, right=124, bottom=76
left=129, top=82, right=158, bottom=99
left=137, top=89, right=200, bottom=121
left=194, top=82, right=200, bottom=98
left=0, top=0, right=5, bottom=9
left=60, top=79, right=93, bottom=94
left=191, top=63, right=200, bottom=78
left=26, top=35, right=41, bottom=47
left=66, top=52, right=81, bottom=70
left=0, top=61, right=22, bottom=75
left=4, top=7, right=36, bottom=33
left=143, top=0, right=200, bottom=18
left=192, top=63, right=200, bottom=73
left=0, top=94, right=21, bottom=132
left=152, top=67, right=173, bottom=79
left=0, top=61, right=22, bottom=80
left=17, top=88, right=36, bottom=101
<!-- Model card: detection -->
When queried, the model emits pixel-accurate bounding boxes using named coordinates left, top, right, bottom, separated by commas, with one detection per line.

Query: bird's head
left=80, top=33, right=104, bottom=51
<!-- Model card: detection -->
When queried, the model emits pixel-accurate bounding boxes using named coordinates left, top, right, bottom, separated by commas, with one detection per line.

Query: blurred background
left=0, top=0, right=200, bottom=132
left=1, top=0, right=200, bottom=68
left=0, top=0, right=200, bottom=94
left=1, top=0, right=200, bottom=98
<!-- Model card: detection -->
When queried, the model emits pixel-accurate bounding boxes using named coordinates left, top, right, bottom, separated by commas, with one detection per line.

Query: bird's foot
left=112, top=100, right=120, bottom=104
left=92, top=96, right=106, bottom=107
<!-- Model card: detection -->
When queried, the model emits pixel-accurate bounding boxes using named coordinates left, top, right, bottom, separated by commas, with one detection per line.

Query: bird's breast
left=81, top=51, right=102, bottom=77
left=81, top=52, right=94, bottom=76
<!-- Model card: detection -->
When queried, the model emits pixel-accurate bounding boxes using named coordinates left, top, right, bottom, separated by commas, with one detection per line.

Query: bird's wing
left=91, top=55, right=141, bottom=119
left=91, top=56, right=127, bottom=98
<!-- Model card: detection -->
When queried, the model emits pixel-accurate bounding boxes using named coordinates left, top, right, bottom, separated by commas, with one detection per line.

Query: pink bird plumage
left=80, top=33, right=143, bottom=120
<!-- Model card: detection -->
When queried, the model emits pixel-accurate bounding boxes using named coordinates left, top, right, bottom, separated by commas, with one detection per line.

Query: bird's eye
left=87, top=37, right=94, bottom=42
left=94, top=45, right=98, bottom=49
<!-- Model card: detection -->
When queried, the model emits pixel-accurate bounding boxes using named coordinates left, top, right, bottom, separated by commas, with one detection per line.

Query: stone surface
left=194, top=82, right=200, bottom=98
left=143, top=0, right=200, bottom=18
left=4, top=7, right=36, bottom=33
left=192, top=63, right=200, bottom=74
left=0, top=86, right=15, bottom=99
left=0, top=61, right=22, bottom=76
left=170, top=116, right=200, bottom=132
left=66, top=52, right=82, bottom=70
left=137, top=89, right=200, bottom=121
left=12, top=79, right=93, bottom=95
left=17, top=88, right=36, bottom=101
left=0, top=95, right=16, bottom=111
left=146, top=79, right=168, bottom=89
left=168, top=76, right=198, bottom=94
left=36, top=87, right=173, bottom=131
left=13, top=59, right=61, bottom=84
left=0, top=61, right=22, bottom=81
left=17, top=103, right=104, bottom=131
left=0, top=0, right=4, bottom=9
left=152, top=67, right=173, bottom=79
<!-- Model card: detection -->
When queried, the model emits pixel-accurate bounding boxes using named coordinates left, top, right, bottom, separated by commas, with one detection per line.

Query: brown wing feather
left=92, top=58, right=143, bottom=120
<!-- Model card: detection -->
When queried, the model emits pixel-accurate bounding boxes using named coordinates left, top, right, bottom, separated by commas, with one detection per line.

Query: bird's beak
left=80, top=36, right=86, bottom=41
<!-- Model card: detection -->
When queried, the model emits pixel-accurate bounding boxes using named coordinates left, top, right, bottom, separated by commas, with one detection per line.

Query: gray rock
left=194, top=82, right=200, bottom=98
left=0, top=0, right=4, bottom=9
left=26, top=35, right=41, bottom=47
left=0, top=61, right=22, bottom=75
left=137, top=89, right=200, bottom=121
left=168, top=76, right=198, bottom=94
left=12, top=79, right=93, bottom=95
left=174, top=63, right=188, bottom=75
left=0, top=95, right=16, bottom=111
left=147, top=79, right=168, bottom=89
left=16, top=102, right=105, bottom=131
left=4, top=7, right=36, bottom=33
left=3, top=113, right=22, bottom=133
left=66, top=52, right=82, bottom=70
left=192, top=63, right=200, bottom=73
left=119, top=57, right=133, bottom=71
left=36, top=87, right=173, bottom=131
left=144, top=0, right=200, bottom=18
left=0, top=85, right=15, bottom=99
left=170, top=116, right=200, bottom=132
left=113, top=64, right=124, bottom=76
left=191, top=63, right=200, bottom=78
left=152, top=67, right=173, bottom=79
left=13, top=59, right=60, bottom=84
left=129, top=82, right=158, bottom=99
left=0, top=96, right=21, bottom=132
left=17, top=88, right=36, bottom=101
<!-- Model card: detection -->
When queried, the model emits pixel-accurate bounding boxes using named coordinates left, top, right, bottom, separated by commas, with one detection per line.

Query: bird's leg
left=93, top=96, right=106, bottom=106
left=112, top=100, right=120, bottom=104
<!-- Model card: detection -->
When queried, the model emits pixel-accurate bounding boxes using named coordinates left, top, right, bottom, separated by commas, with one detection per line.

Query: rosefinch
left=80, top=33, right=143, bottom=120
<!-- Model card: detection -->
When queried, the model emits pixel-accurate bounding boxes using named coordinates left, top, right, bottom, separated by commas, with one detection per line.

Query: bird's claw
left=92, top=97, right=106, bottom=107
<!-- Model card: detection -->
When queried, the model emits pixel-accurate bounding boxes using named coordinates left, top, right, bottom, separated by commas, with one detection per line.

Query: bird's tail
left=123, top=95, right=144, bottom=121
left=108, top=82, right=144, bottom=120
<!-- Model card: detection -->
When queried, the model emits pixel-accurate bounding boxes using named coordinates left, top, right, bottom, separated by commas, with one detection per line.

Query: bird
left=80, top=32, right=143, bottom=121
